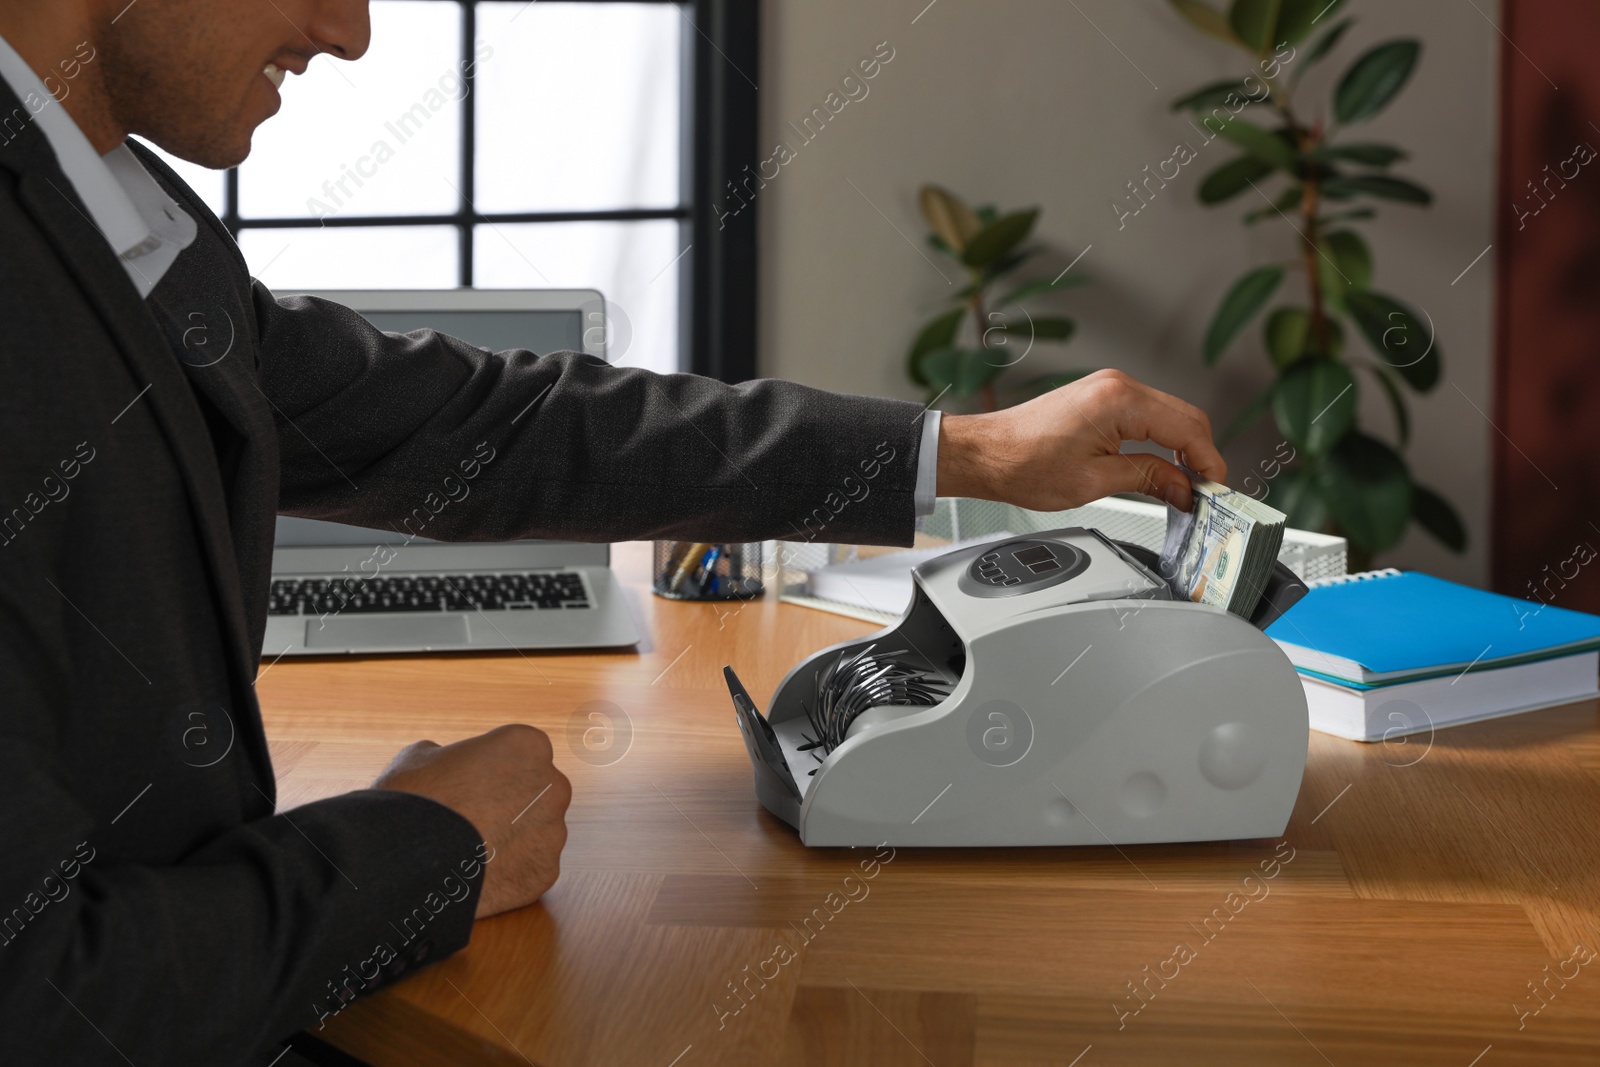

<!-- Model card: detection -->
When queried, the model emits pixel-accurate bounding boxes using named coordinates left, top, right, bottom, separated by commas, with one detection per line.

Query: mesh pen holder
left=653, top=541, right=765, bottom=601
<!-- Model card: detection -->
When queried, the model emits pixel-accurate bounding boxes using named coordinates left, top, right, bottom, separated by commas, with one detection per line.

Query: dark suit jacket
left=0, top=76, right=926, bottom=1063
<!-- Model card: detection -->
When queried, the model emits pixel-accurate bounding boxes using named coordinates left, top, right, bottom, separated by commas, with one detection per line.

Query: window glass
left=241, top=226, right=459, bottom=289
left=237, top=1, right=463, bottom=219
left=475, top=219, right=684, bottom=372
left=224, top=0, right=689, bottom=372
left=475, top=2, right=681, bottom=212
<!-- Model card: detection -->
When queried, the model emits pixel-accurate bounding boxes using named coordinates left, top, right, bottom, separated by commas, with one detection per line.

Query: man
left=0, top=0, right=1226, bottom=1062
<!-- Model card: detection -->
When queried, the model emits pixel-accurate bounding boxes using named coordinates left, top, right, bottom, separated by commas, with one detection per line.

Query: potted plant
left=1168, top=0, right=1466, bottom=569
left=906, top=185, right=1090, bottom=413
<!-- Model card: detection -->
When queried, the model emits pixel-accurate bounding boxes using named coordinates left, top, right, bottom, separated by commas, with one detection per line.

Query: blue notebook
left=1265, top=569, right=1600, bottom=688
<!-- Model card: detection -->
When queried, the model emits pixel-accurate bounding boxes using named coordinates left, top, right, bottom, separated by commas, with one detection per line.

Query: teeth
left=263, top=64, right=286, bottom=89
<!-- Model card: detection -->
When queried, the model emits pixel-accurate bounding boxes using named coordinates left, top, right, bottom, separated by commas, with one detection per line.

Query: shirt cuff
left=913, top=409, right=941, bottom=518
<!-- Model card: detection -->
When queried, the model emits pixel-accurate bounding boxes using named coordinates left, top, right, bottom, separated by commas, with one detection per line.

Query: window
left=145, top=0, right=758, bottom=379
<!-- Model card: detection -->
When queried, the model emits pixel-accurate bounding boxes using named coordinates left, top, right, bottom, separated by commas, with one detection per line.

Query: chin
left=132, top=93, right=260, bottom=170
left=145, top=126, right=254, bottom=171
left=211, top=135, right=255, bottom=170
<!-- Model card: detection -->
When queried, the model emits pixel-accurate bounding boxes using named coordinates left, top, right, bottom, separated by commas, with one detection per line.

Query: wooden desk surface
left=259, top=542, right=1600, bottom=1066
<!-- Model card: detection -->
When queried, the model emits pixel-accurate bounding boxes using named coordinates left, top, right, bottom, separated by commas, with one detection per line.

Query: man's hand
left=372, top=725, right=571, bottom=918
left=935, top=369, right=1226, bottom=512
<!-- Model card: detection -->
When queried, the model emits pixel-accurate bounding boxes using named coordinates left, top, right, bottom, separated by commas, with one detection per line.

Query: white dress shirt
left=0, top=32, right=195, bottom=299
left=914, top=409, right=941, bottom=518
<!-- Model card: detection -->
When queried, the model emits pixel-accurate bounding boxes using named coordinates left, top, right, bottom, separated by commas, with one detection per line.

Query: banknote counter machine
left=725, top=527, right=1311, bottom=847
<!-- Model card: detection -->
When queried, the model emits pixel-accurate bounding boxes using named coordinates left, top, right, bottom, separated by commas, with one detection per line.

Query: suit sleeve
left=0, top=603, right=489, bottom=1062
left=254, top=286, right=930, bottom=547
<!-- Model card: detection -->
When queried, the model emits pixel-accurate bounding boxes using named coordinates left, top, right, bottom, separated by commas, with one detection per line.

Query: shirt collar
left=0, top=32, right=196, bottom=299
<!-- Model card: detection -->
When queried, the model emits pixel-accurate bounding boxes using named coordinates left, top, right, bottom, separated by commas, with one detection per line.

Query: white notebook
left=804, top=533, right=1017, bottom=616
left=1302, top=651, right=1600, bottom=741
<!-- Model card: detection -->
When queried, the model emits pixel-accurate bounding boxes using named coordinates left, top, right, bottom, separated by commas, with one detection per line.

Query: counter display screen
left=1012, top=545, right=1060, bottom=573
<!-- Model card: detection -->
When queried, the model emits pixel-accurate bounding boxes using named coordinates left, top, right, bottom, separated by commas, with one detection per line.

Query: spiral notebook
left=1265, top=569, right=1600, bottom=741
left=1265, top=569, right=1600, bottom=686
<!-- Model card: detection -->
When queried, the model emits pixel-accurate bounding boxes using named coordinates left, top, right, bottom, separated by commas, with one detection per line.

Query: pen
left=695, top=545, right=723, bottom=596
left=668, top=542, right=713, bottom=594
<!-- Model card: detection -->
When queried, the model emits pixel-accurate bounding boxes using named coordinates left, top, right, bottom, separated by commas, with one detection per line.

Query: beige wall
left=756, top=0, right=1499, bottom=585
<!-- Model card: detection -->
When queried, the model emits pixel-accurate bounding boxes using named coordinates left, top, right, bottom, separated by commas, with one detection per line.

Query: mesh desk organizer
left=726, top=527, right=1311, bottom=847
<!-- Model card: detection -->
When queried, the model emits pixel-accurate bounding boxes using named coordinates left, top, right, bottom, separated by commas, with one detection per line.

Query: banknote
left=1159, top=477, right=1286, bottom=619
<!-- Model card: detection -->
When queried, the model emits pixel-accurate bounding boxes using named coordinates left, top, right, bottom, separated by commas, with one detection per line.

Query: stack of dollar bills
left=1158, top=477, right=1287, bottom=620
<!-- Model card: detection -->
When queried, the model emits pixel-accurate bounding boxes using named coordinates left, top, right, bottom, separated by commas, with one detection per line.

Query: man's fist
left=935, top=368, right=1226, bottom=512
left=373, top=724, right=571, bottom=918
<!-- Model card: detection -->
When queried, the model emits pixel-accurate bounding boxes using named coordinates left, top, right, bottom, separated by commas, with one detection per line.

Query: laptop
left=263, top=288, right=642, bottom=656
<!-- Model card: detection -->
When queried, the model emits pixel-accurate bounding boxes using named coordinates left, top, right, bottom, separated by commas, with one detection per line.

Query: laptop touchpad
left=304, top=615, right=470, bottom=650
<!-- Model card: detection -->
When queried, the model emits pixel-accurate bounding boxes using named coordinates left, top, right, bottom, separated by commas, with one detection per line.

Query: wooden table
left=259, top=543, right=1600, bottom=1066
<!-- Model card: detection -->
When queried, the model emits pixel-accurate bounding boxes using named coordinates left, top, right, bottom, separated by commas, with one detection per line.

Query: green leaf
left=1205, top=266, right=1284, bottom=364
left=1199, top=155, right=1276, bottom=204
left=961, top=209, right=1039, bottom=270
left=997, top=274, right=1091, bottom=309
left=1318, top=229, right=1373, bottom=304
left=956, top=253, right=1038, bottom=300
left=985, top=249, right=1035, bottom=283
left=1243, top=184, right=1304, bottom=224
left=1412, top=483, right=1467, bottom=551
left=1316, top=430, right=1413, bottom=552
left=1172, top=79, right=1259, bottom=113
left=1334, top=40, right=1420, bottom=124
left=956, top=350, right=1008, bottom=397
left=1012, top=315, right=1076, bottom=342
left=1317, top=142, right=1407, bottom=167
left=1214, top=117, right=1297, bottom=169
left=1344, top=290, right=1439, bottom=391
left=1267, top=308, right=1345, bottom=364
left=1230, top=0, right=1283, bottom=53
left=1220, top=382, right=1277, bottom=444
left=1275, top=0, right=1337, bottom=47
left=917, top=345, right=961, bottom=394
left=1299, top=15, right=1353, bottom=74
left=1266, top=466, right=1331, bottom=531
left=919, top=185, right=982, bottom=255
left=1169, top=0, right=1241, bottom=43
left=1358, top=361, right=1411, bottom=445
left=1264, top=307, right=1309, bottom=366
left=1273, top=358, right=1357, bottom=455
left=919, top=346, right=1006, bottom=399
left=1321, top=174, right=1432, bottom=204
left=907, top=307, right=966, bottom=387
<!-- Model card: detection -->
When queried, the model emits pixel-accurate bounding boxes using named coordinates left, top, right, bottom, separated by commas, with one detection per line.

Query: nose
left=306, top=0, right=372, bottom=62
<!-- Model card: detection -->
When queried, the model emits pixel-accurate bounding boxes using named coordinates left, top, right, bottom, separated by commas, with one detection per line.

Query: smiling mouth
left=263, top=63, right=286, bottom=89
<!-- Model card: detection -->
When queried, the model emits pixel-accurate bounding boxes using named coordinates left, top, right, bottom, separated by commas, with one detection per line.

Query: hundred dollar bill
left=1159, top=477, right=1286, bottom=619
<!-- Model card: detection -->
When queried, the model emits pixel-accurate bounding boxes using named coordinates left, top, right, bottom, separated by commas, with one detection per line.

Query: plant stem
left=971, top=277, right=997, bottom=413
left=1277, top=85, right=1328, bottom=358
left=1301, top=176, right=1328, bottom=354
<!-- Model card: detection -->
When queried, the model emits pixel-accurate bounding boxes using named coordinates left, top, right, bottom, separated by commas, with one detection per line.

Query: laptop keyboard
left=268, top=571, right=591, bottom=616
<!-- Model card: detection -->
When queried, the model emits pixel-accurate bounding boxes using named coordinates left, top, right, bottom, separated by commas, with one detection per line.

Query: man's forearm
left=935, top=412, right=1001, bottom=501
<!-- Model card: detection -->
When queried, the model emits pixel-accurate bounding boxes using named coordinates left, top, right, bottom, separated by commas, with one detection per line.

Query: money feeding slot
left=726, top=526, right=1310, bottom=847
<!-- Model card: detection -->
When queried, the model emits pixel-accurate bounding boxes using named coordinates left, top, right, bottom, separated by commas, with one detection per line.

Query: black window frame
left=219, top=0, right=758, bottom=383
